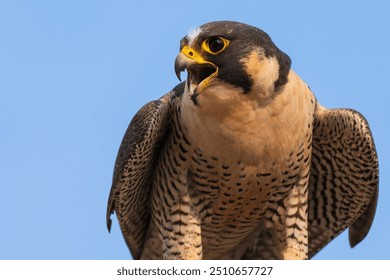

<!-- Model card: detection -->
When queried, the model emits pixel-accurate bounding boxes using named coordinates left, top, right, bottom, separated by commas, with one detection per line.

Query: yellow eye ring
left=202, top=37, right=230, bottom=54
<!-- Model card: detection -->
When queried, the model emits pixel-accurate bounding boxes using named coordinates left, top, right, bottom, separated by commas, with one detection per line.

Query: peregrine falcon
left=106, top=21, right=379, bottom=260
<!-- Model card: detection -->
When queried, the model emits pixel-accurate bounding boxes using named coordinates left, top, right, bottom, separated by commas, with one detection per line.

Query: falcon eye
left=208, top=37, right=224, bottom=52
left=202, top=37, right=230, bottom=54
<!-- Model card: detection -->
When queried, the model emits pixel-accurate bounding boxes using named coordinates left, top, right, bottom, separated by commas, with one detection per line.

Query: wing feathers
left=349, top=185, right=378, bottom=248
left=106, top=92, right=172, bottom=259
left=308, top=105, right=379, bottom=258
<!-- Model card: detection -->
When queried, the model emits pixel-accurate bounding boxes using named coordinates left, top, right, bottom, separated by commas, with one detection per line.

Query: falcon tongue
left=187, top=63, right=218, bottom=94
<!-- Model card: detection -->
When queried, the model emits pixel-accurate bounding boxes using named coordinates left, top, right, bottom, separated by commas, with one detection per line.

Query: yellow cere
left=180, top=46, right=209, bottom=64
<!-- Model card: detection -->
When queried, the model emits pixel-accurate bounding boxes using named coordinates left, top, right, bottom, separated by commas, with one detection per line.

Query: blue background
left=0, top=0, right=388, bottom=259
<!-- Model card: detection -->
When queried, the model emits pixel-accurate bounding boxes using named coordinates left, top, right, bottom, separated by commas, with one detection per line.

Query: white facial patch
left=187, top=27, right=202, bottom=45
left=241, top=50, right=280, bottom=98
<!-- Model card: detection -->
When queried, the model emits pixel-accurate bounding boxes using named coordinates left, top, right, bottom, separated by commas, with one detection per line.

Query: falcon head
left=174, top=21, right=291, bottom=104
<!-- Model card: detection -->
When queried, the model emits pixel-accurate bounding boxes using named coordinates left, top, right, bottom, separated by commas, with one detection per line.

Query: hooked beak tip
left=174, top=54, right=186, bottom=81
left=176, top=71, right=182, bottom=82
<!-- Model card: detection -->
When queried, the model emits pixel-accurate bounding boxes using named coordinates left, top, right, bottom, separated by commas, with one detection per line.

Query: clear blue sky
left=0, top=0, right=388, bottom=260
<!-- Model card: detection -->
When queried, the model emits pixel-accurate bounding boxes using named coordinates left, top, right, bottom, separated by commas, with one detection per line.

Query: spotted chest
left=149, top=102, right=313, bottom=259
left=187, top=142, right=311, bottom=258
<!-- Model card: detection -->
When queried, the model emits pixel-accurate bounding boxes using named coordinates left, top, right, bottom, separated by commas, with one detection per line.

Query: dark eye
left=202, top=37, right=230, bottom=54
left=208, top=37, right=225, bottom=53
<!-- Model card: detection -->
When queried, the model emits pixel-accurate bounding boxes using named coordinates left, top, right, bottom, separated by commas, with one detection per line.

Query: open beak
left=174, top=46, right=218, bottom=93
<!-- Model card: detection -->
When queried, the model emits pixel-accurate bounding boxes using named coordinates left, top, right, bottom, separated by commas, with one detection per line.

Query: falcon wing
left=106, top=85, right=182, bottom=259
left=308, top=105, right=379, bottom=258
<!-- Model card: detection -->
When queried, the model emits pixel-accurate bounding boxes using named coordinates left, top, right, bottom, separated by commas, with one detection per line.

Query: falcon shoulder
left=308, top=104, right=379, bottom=258
left=106, top=83, right=184, bottom=259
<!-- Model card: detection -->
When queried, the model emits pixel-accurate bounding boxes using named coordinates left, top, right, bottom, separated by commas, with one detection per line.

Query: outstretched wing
left=106, top=90, right=174, bottom=259
left=308, top=105, right=379, bottom=258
